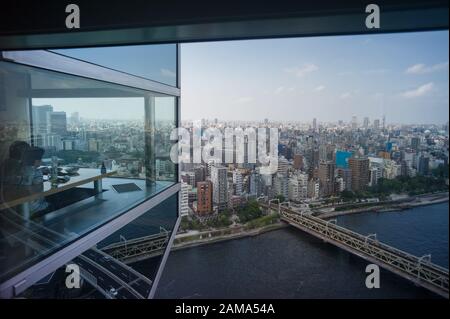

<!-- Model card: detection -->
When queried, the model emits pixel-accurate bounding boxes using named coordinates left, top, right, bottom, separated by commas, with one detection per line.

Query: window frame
left=0, top=45, right=181, bottom=298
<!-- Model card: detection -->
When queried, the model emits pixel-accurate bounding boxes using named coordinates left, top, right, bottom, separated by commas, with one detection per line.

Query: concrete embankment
left=172, top=223, right=288, bottom=251
left=318, top=193, right=449, bottom=219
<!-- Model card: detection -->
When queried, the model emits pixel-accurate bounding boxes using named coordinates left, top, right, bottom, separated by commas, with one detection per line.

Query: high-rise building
left=348, top=157, right=370, bottom=191
left=418, top=155, right=430, bottom=176
left=181, top=171, right=196, bottom=187
left=249, top=172, right=258, bottom=196
left=373, top=119, right=380, bottom=130
left=32, top=105, right=53, bottom=135
left=411, top=137, right=420, bottom=151
left=233, top=170, right=243, bottom=195
left=318, top=161, right=335, bottom=197
left=274, top=173, right=289, bottom=199
left=335, top=150, right=352, bottom=169
left=49, top=111, right=67, bottom=136
left=180, top=183, right=190, bottom=216
left=337, top=168, right=352, bottom=191
left=194, top=166, right=206, bottom=183
left=196, top=181, right=213, bottom=215
left=211, top=165, right=228, bottom=211
left=288, top=172, right=308, bottom=202
left=70, top=112, right=80, bottom=125
left=368, top=157, right=384, bottom=187
left=351, top=116, right=358, bottom=129
left=312, top=118, right=317, bottom=132
left=363, top=117, right=369, bottom=129
left=308, top=178, right=320, bottom=199
left=293, top=154, right=304, bottom=170
left=277, top=156, right=289, bottom=175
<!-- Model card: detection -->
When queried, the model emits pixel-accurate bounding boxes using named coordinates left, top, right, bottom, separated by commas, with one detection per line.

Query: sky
left=36, top=30, right=449, bottom=124
left=181, top=30, right=449, bottom=124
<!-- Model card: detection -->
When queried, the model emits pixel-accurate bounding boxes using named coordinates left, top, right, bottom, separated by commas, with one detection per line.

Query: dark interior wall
left=0, top=0, right=448, bottom=50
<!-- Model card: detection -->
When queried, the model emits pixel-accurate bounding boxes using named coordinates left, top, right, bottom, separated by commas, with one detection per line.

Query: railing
left=261, top=202, right=449, bottom=298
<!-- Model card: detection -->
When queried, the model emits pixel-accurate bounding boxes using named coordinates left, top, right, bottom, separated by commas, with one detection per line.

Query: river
left=155, top=203, right=448, bottom=299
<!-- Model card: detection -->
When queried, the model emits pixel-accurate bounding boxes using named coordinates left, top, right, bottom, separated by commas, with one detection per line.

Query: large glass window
left=0, top=56, right=178, bottom=284
left=51, top=44, right=178, bottom=87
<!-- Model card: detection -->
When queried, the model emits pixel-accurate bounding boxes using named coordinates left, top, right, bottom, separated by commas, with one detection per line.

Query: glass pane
left=18, top=194, right=178, bottom=299
left=51, top=44, right=177, bottom=87
left=0, top=59, right=177, bottom=283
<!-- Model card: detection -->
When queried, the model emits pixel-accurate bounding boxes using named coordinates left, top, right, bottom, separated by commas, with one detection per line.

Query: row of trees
left=340, top=167, right=449, bottom=201
left=180, top=200, right=267, bottom=232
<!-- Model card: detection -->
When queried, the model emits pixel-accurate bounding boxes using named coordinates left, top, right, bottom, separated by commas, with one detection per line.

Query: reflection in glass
left=0, top=59, right=177, bottom=283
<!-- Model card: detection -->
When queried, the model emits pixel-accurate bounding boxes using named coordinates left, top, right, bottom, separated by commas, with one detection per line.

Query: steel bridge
left=260, top=202, right=449, bottom=298
left=100, top=231, right=170, bottom=263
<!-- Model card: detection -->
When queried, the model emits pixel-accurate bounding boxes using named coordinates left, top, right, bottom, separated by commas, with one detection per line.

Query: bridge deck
left=261, top=203, right=449, bottom=299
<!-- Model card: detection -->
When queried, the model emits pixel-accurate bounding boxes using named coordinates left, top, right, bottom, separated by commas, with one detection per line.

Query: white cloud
left=235, top=97, right=254, bottom=104
left=401, top=82, right=434, bottom=98
left=274, top=86, right=285, bottom=94
left=285, top=63, right=318, bottom=77
left=161, top=68, right=176, bottom=78
left=275, top=86, right=295, bottom=94
left=314, top=85, right=325, bottom=92
left=405, top=62, right=449, bottom=74
left=340, top=92, right=352, bottom=99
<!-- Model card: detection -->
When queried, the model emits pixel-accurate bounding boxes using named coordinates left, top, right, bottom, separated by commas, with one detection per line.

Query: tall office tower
left=373, top=119, right=380, bottom=130
left=411, top=137, right=420, bottom=151
left=232, top=170, right=243, bottom=195
left=348, top=157, right=370, bottom=192
left=49, top=111, right=67, bottom=136
left=211, top=165, right=228, bottom=211
left=363, top=117, right=369, bottom=129
left=293, top=154, right=304, bottom=170
left=351, top=116, right=358, bottom=130
left=180, top=183, right=190, bottom=216
left=312, top=118, right=317, bottom=132
left=196, top=181, right=213, bottom=215
left=418, top=155, right=430, bottom=176
left=337, top=168, right=352, bottom=191
left=382, top=115, right=386, bottom=130
left=318, top=161, right=336, bottom=197
left=32, top=105, right=53, bottom=134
